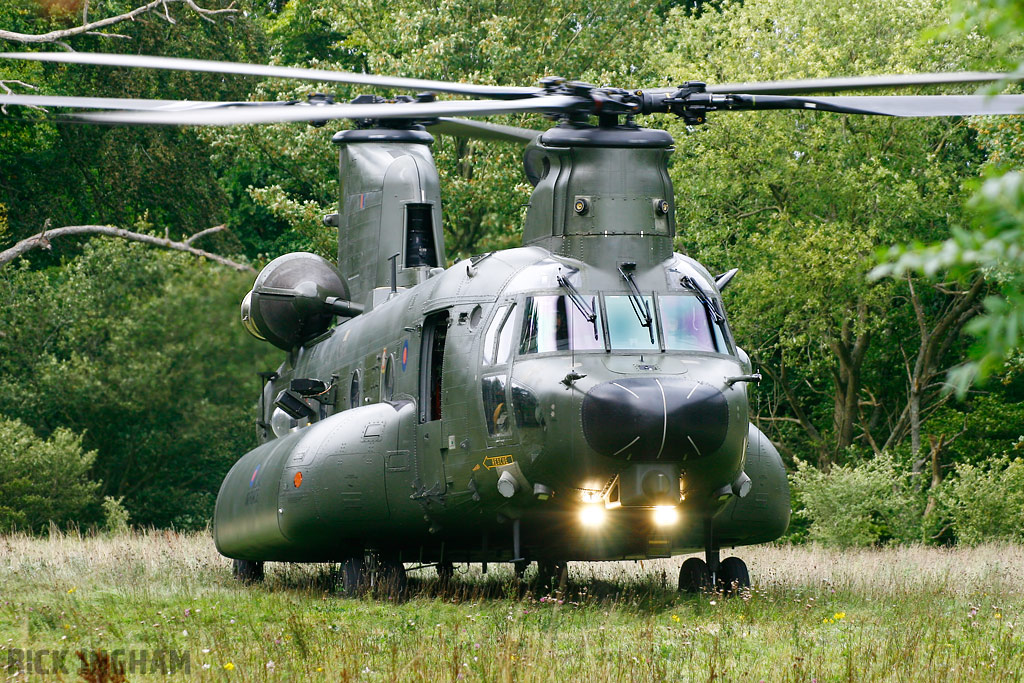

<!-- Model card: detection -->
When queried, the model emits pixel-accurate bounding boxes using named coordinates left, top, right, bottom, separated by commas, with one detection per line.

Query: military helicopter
left=2, top=51, right=1022, bottom=595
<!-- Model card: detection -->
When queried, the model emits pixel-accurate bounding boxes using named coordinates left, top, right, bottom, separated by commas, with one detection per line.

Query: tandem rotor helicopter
left=3, top=50, right=1023, bottom=595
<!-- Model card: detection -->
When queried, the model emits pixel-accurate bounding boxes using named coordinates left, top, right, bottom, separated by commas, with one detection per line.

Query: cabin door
left=416, top=310, right=450, bottom=494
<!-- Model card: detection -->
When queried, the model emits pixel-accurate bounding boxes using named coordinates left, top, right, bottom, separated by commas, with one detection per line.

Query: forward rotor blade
left=744, top=94, right=1024, bottom=117
left=425, top=117, right=542, bottom=144
left=708, top=71, right=1023, bottom=94
left=67, top=95, right=583, bottom=126
left=0, top=51, right=542, bottom=100
left=643, top=71, right=1023, bottom=96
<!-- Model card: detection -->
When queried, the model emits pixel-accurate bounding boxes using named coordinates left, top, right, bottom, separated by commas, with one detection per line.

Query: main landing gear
left=337, top=554, right=408, bottom=598
left=678, top=552, right=750, bottom=593
left=232, top=558, right=264, bottom=583
left=678, top=521, right=751, bottom=593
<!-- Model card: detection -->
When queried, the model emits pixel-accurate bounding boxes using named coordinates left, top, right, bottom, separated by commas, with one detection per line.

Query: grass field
left=1, top=530, right=1022, bottom=681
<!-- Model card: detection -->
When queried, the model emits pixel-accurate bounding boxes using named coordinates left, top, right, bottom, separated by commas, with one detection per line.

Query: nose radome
left=581, top=377, right=729, bottom=461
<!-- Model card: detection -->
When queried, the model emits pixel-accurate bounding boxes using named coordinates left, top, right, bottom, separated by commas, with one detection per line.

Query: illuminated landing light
left=653, top=506, right=680, bottom=527
left=580, top=489, right=603, bottom=504
left=579, top=504, right=606, bottom=528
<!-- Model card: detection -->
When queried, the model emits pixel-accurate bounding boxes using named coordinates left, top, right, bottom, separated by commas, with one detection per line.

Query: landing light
left=653, top=506, right=679, bottom=526
left=579, top=504, right=606, bottom=527
left=579, top=489, right=603, bottom=504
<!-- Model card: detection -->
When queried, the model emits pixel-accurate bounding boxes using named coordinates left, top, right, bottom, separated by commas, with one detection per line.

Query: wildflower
left=223, top=662, right=235, bottom=671
left=67, top=588, right=76, bottom=594
left=229, top=619, right=236, bottom=624
left=709, top=600, right=717, bottom=606
left=184, top=609, right=191, bottom=617
left=995, top=613, right=1002, bottom=619
left=671, top=614, right=680, bottom=622
left=202, top=664, right=211, bottom=670
left=834, top=612, right=845, bottom=620
left=182, top=629, right=188, bottom=636
left=266, top=661, right=275, bottom=670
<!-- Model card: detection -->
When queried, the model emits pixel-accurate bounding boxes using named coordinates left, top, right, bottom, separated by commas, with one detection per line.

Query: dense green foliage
left=0, top=241, right=276, bottom=528
left=1, top=0, right=1023, bottom=542
left=0, top=416, right=97, bottom=533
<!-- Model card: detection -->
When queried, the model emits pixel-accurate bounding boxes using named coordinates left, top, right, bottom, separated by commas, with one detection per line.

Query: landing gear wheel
left=375, top=559, right=408, bottom=598
left=678, top=557, right=710, bottom=593
left=232, top=559, right=264, bottom=583
left=719, top=556, right=750, bottom=593
left=436, top=561, right=454, bottom=583
left=536, top=560, right=568, bottom=592
left=513, top=559, right=529, bottom=581
left=338, top=556, right=369, bottom=597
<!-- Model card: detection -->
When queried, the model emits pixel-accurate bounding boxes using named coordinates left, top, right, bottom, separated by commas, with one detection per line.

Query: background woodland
left=1, top=0, right=1022, bottom=545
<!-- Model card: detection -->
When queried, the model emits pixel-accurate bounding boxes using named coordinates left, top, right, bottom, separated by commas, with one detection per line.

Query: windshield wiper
left=680, top=275, right=725, bottom=324
left=617, top=263, right=655, bottom=344
left=557, top=273, right=599, bottom=340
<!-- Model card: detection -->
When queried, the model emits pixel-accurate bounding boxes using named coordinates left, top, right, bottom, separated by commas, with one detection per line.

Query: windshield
left=516, top=292, right=732, bottom=355
left=519, top=295, right=603, bottom=354
left=658, top=295, right=717, bottom=352
left=605, top=295, right=658, bottom=351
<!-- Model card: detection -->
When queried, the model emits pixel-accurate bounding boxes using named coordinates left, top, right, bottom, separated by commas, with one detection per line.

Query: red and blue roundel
left=402, top=340, right=409, bottom=371
left=249, top=463, right=261, bottom=488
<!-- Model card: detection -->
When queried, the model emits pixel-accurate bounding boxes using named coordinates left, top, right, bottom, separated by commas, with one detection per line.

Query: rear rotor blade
left=425, top=117, right=542, bottom=144
left=0, top=51, right=542, bottom=100
left=68, top=95, right=583, bottom=126
left=0, top=94, right=233, bottom=110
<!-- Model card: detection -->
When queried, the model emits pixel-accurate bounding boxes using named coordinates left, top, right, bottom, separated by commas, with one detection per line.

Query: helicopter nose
left=581, top=377, right=729, bottom=461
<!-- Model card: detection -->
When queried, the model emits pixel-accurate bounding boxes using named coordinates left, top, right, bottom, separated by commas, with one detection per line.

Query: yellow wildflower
left=223, top=663, right=235, bottom=671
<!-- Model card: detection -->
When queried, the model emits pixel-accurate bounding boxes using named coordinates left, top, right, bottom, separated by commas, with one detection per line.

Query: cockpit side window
left=482, top=305, right=509, bottom=365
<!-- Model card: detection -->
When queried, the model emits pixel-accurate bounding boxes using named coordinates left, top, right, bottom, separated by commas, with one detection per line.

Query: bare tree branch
left=0, top=0, right=236, bottom=45
left=0, top=79, right=38, bottom=114
left=0, top=224, right=254, bottom=272
left=184, top=224, right=227, bottom=245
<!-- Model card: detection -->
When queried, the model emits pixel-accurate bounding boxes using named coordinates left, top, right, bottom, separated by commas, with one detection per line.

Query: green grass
left=1, top=530, right=1022, bottom=681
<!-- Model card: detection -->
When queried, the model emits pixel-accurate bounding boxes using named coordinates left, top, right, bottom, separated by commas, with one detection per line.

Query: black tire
left=536, top=560, right=568, bottom=591
left=719, top=556, right=750, bottom=593
left=513, top=559, right=529, bottom=581
left=375, top=559, right=408, bottom=598
left=338, top=556, right=368, bottom=597
left=232, top=559, right=264, bottom=583
left=678, top=557, right=710, bottom=593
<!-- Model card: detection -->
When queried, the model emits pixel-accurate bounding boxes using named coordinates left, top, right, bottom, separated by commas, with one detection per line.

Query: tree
left=659, top=0, right=1006, bottom=468
left=873, top=0, right=1024, bottom=393
left=0, top=416, right=99, bottom=533
left=0, top=240, right=277, bottom=528
left=206, top=0, right=669, bottom=262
